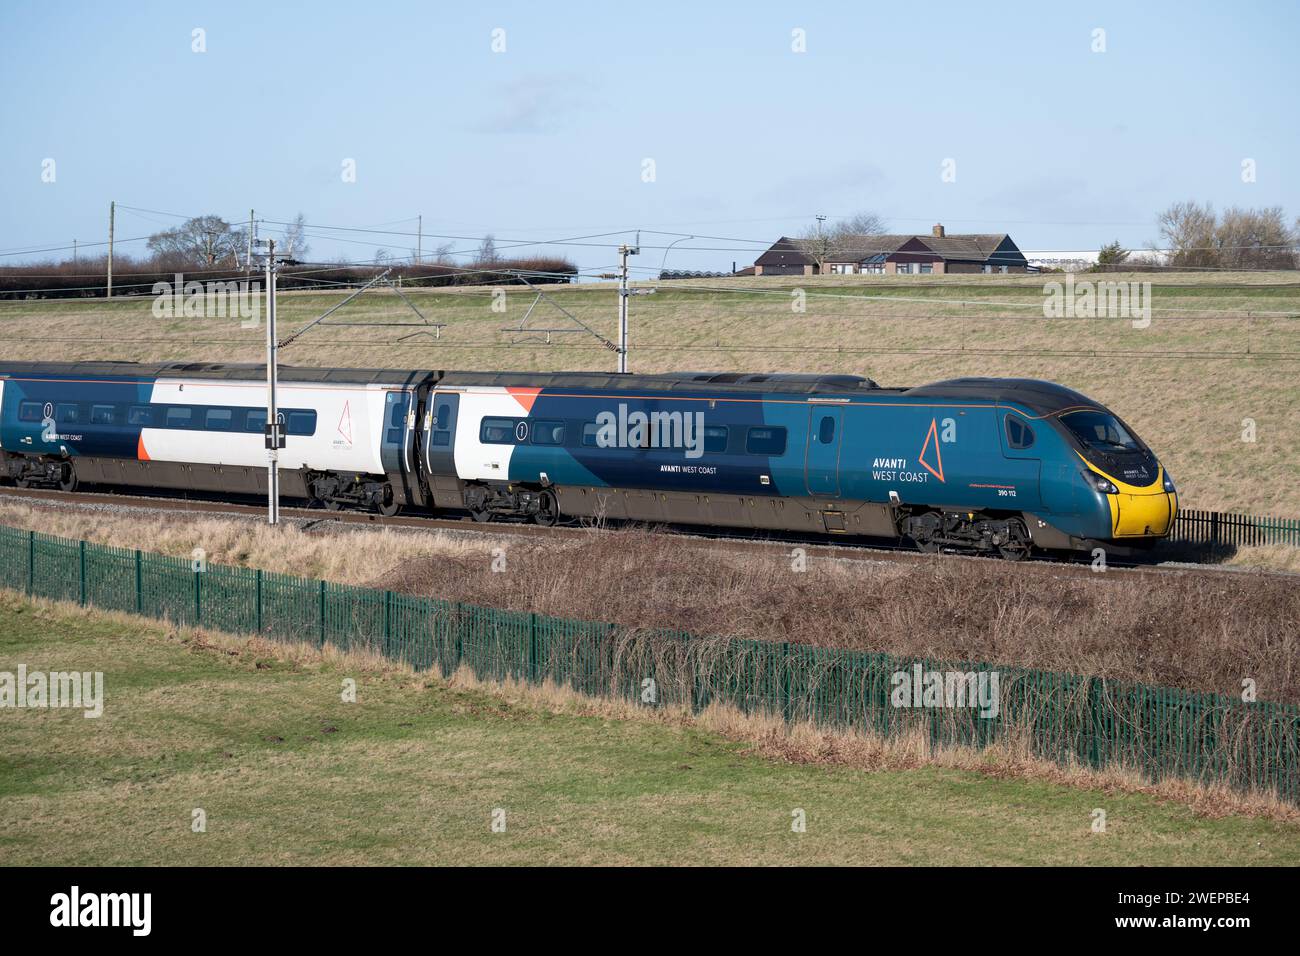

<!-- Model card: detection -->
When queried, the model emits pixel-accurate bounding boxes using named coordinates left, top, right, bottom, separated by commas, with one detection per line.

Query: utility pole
left=816, top=213, right=827, bottom=235
left=73, top=239, right=77, bottom=267
left=247, top=209, right=254, bottom=270
left=417, top=214, right=422, bottom=264
left=261, top=238, right=284, bottom=525
left=107, top=201, right=114, bottom=298
left=616, top=243, right=638, bottom=374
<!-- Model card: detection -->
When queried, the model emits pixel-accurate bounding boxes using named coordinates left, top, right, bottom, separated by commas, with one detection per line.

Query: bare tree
left=834, top=212, right=887, bottom=237
left=282, top=213, right=311, bottom=260
left=477, top=234, right=497, bottom=264
left=794, top=212, right=887, bottom=272
left=1215, top=206, right=1295, bottom=270
left=1158, top=202, right=1298, bottom=270
left=146, top=215, right=247, bottom=268
left=1158, top=201, right=1220, bottom=269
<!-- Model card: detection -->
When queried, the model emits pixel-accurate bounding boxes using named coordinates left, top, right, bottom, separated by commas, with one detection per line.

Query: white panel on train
left=448, top=386, right=536, bottom=482
left=142, top=378, right=390, bottom=474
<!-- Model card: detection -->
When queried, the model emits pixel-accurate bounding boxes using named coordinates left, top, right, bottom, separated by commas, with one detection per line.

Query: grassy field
left=1, top=271, right=1298, bottom=514
left=2, top=592, right=1298, bottom=866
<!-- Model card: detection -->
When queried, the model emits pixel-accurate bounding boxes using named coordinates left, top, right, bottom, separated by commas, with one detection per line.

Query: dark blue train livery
left=0, top=362, right=1177, bottom=557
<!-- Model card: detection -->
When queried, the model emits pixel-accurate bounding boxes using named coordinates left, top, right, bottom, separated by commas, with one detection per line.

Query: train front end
left=1055, top=407, right=1178, bottom=546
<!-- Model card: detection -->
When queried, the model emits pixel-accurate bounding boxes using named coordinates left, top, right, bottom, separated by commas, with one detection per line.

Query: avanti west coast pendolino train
left=0, top=361, right=1177, bottom=558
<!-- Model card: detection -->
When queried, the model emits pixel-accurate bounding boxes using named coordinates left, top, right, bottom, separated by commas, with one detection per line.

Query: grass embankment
left=0, top=498, right=1297, bottom=708
left=2, top=592, right=1297, bottom=865
left=0, top=271, right=1297, bottom=513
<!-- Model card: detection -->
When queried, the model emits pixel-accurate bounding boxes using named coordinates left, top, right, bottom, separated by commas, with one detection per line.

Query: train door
left=381, top=391, right=415, bottom=477
left=422, top=391, right=459, bottom=476
left=804, top=405, right=844, bottom=497
left=421, top=391, right=462, bottom=509
left=996, top=405, right=1043, bottom=510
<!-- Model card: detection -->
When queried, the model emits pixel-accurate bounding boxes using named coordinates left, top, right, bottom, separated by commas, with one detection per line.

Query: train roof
left=0, top=361, right=432, bottom=388
left=903, top=377, right=1104, bottom=416
left=0, top=363, right=1104, bottom=413
left=435, top=370, right=884, bottom=394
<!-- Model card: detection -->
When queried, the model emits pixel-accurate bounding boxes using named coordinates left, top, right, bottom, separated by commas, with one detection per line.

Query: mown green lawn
left=1, top=593, right=1297, bottom=866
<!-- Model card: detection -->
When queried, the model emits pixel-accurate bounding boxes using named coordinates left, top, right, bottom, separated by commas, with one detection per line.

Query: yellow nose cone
left=1078, top=455, right=1178, bottom=537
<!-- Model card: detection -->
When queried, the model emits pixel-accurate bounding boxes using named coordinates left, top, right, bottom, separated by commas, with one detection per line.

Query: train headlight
left=1085, top=471, right=1119, bottom=495
left=1162, top=470, right=1176, bottom=493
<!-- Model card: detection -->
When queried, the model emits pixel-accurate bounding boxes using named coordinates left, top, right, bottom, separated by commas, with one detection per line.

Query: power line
left=0, top=334, right=1295, bottom=362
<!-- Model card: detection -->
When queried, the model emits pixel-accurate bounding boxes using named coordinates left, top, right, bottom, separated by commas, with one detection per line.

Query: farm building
left=754, top=224, right=1029, bottom=275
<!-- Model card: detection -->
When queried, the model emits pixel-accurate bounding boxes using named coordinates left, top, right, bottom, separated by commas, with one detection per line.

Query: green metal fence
left=2, top=522, right=1296, bottom=804
left=1172, top=509, right=1300, bottom=549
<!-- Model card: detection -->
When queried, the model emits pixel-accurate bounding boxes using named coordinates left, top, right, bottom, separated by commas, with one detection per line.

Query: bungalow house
left=754, top=224, right=1028, bottom=276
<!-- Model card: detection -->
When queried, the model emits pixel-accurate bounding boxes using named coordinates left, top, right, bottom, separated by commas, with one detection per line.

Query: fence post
left=528, top=612, right=538, bottom=684
left=27, top=530, right=34, bottom=596
left=384, top=591, right=392, bottom=649
left=255, top=569, right=263, bottom=634
left=780, top=642, right=794, bottom=723
left=1086, top=677, right=1103, bottom=768
left=319, top=580, right=326, bottom=648
left=194, top=569, right=201, bottom=624
left=134, top=550, right=143, bottom=613
left=454, top=601, right=463, bottom=669
left=79, top=540, right=86, bottom=606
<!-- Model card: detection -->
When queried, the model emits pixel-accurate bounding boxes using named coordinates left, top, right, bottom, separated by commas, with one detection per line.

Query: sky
left=1, top=0, right=1297, bottom=276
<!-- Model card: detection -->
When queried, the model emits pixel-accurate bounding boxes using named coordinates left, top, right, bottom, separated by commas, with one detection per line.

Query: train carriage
left=0, top=361, right=1177, bottom=558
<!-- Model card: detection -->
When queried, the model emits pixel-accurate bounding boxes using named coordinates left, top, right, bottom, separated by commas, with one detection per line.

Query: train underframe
left=2, top=453, right=1147, bottom=559
left=452, top=479, right=1106, bottom=560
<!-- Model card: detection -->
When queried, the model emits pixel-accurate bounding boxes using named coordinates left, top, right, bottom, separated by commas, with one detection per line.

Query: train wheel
left=375, top=485, right=400, bottom=517
left=58, top=463, right=78, bottom=493
left=533, top=489, right=560, bottom=527
left=469, top=507, right=493, bottom=523
left=996, top=519, right=1032, bottom=561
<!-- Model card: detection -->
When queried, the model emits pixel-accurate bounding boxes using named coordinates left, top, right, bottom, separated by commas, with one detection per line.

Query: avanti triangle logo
left=337, top=400, right=352, bottom=446
left=918, top=417, right=945, bottom=482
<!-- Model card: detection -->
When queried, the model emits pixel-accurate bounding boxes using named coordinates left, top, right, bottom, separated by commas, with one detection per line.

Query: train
left=0, top=361, right=1178, bottom=558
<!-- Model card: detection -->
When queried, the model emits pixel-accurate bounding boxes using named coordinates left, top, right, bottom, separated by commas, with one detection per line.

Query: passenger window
left=90, top=405, right=116, bottom=425
left=581, top=422, right=601, bottom=447
left=245, top=409, right=267, bottom=433
left=165, top=407, right=192, bottom=429
left=56, top=404, right=80, bottom=424
left=128, top=406, right=155, bottom=426
left=388, top=396, right=407, bottom=428
left=18, top=401, right=43, bottom=422
left=435, top=403, right=451, bottom=428
left=205, top=408, right=233, bottom=431
left=703, top=425, right=728, bottom=453
left=287, top=411, right=316, bottom=436
left=531, top=421, right=565, bottom=445
left=818, top=416, right=836, bottom=444
left=480, top=417, right=518, bottom=444
left=1006, top=415, right=1035, bottom=450
left=745, top=426, right=787, bottom=456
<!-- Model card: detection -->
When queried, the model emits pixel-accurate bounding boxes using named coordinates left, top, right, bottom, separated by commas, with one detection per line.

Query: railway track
left=0, top=484, right=1292, bottom=582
